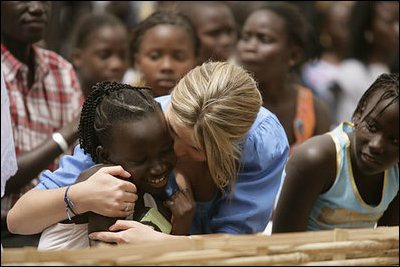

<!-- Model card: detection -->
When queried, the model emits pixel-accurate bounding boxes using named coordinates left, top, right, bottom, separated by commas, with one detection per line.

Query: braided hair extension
left=78, top=81, right=159, bottom=163
left=352, top=73, right=399, bottom=123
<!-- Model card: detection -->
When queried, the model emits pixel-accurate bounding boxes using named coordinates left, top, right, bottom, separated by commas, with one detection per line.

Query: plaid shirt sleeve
left=1, top=44, right=84, bottom=219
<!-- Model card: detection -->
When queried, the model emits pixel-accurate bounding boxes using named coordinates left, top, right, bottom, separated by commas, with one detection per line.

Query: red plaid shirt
left=1, top=44, right=84, bottom=219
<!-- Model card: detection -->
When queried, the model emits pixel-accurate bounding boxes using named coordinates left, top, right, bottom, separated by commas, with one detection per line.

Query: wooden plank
left=1, top=226, right=398, bottom=266
left=301, top=256, right=399, bottom=266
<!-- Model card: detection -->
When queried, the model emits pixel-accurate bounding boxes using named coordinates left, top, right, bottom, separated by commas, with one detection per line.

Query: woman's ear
left=96, top=145, right=112, bottom=164
left=71, top=48, right=83, bottom=69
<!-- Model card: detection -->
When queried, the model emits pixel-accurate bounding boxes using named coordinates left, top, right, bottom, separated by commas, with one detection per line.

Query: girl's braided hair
left=78, top=81, right=160, bottom=163
left=352, top=73, right=399, bottom=123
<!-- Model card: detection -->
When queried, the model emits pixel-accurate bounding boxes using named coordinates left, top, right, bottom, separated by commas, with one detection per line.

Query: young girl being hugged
left=273, top=73, right=399, bottom=233
left=38, top=82, right=194, bottom=250
left=123, top=10, right=198, bottom=97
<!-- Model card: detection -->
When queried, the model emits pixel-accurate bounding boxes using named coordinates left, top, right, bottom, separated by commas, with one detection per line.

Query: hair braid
left=78, top=81, right=157, bottom=163
left=352, top=73, right=399, bottom=122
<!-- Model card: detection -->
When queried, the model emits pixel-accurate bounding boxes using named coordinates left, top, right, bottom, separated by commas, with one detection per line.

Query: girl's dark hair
left=78, top=81, right=160, bottom=163
left=71, top=13, right=127, bottom=49
left=352, top=73, right=399, bottom=122
left=257, top=2, right=317, bottom=72
left=129, top=10, right=199, bottom=60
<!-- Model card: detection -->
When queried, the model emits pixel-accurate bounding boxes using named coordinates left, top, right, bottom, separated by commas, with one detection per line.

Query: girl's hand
left=89, top=220, right=170, bottom=244
left=70, top=165, right=138, bottom=218
left=163, top=188, right=196, bottom=235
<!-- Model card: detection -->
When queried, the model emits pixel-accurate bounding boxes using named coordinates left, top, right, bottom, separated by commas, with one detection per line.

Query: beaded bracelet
left=64, top=185, right=77, bottom=221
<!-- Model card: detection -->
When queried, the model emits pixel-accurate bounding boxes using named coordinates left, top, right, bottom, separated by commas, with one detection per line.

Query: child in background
left=38, top=82, right=195, bottom=250
left=123, top=10, right=198, bottom=97
left=273, top=73, right=399, bottom=233
left=70, top=13, right=130, bottom=97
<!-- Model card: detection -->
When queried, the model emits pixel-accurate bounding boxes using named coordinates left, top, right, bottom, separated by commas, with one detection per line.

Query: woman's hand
left=70, top=165, right=138, bottom=218
left=88, top=220, right=171, bottom=244
left=164, top=188, right=196, bottom=235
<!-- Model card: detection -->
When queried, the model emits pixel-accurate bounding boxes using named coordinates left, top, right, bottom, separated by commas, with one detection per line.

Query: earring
left=364, top=30, right=374, bottom=44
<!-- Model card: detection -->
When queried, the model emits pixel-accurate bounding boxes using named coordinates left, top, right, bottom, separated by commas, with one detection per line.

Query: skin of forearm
left=7, top=188, right=70, bottom=234
left=5, top=120, right=79, bottom=194
left=5, top=142, right=69, bottom=194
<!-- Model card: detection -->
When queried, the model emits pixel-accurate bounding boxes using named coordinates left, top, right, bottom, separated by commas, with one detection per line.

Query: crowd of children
left=1, top=1, right=398, bottom=250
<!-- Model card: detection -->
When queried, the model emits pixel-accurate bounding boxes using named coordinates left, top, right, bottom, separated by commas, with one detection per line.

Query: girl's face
left=195, top=5, right=237, bottom=63
left=164, top=103, right=206, bottom=162
left=73, top=25, right=129, bottom=97
left=101, top=110, right=176, bottom=195
left=352, top=96, right=399, bottom=175
left=236, top=9, right=297, bottom=83
left=134, top=25, right=197, bottom=98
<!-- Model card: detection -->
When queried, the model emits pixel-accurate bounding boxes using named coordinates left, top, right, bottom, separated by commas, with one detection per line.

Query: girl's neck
left=259, top=78, right=295, bottom=106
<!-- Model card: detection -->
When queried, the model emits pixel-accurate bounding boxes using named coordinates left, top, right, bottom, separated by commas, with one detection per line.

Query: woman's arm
left=5, top=116, right=80, bottom=194
left=272, top=135, right=336, bottom=233
left=7, top=165, right=137, bottom=234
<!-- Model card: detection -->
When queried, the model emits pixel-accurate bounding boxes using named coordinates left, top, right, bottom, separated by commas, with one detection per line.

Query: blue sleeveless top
left=307, top=122, right=399, bottom=230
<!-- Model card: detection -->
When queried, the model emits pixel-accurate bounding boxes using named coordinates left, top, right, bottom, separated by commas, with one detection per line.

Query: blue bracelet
left=64, top=185, right=77, bottom=221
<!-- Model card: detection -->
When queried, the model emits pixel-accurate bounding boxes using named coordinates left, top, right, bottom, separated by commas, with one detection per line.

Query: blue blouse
left=36, top=95, right=289, bottom=234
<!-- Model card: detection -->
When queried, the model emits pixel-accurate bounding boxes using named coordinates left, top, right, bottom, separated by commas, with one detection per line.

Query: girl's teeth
left=149, top=176, right=165, bottom=184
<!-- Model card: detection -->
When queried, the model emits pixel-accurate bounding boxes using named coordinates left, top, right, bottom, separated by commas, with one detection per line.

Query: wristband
left=64, top=185, right=77, bottom=221
left=52, top=132, right=69, bottom=153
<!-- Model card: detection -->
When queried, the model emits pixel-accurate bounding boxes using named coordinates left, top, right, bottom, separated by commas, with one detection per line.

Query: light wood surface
left=2, top=226, right=398, bottom=266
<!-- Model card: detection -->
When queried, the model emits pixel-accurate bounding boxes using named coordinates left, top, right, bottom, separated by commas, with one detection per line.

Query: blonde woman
left=8, top=62, right=289, bottom=242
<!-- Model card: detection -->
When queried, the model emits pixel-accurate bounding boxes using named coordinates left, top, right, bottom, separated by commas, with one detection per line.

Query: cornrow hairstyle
left=71, top=12, right=127, bottom=50
left=129, top=10, right=200, bottom=61
left=78, top=81, right=160, bottom=163
left=352, top=73, right=399, bottom=123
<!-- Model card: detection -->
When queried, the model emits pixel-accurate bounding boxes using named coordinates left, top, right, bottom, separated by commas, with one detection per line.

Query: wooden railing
left=1, top=226, right=398, bottom=266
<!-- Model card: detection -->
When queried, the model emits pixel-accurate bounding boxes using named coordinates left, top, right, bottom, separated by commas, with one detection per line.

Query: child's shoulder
left=288, top=134, right=338, bottom=191
left=75, top=164, right=108, bottom=184
left=290, top=134, right=337, bottom=175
